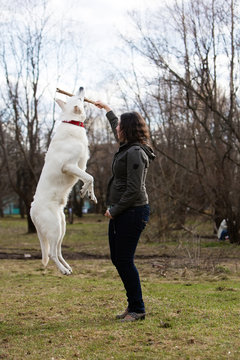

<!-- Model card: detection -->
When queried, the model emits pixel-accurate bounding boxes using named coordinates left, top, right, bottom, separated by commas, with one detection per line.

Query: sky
left=0, top=0, right=167, bottom=113
left=47, top=0, right=161, bottom=105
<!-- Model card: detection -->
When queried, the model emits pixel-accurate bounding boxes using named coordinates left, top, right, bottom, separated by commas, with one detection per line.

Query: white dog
left=30, top=87, right=97, bottom=275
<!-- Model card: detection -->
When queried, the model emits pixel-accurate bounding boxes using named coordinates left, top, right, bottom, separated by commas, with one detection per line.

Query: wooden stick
left=56, top=88, right=73, bottom=97
left=56, top=88, right=96, bottom=105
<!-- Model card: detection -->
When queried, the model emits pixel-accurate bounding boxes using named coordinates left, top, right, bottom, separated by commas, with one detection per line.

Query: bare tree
left=118, top=0, right=240, bottom=241
left=0, top=2, right=52, bottom=231
left=0, top=0, right=83, bottom=232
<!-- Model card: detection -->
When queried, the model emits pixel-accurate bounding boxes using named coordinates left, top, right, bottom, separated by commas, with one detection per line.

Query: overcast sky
left=47, top=0, right=161, bottom=104
left=0, top=0, right=166, bottom=111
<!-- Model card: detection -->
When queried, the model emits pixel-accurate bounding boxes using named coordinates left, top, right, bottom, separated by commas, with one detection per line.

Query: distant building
left=3, top=196, right=90, bottom=216
left=3, top=195, right=20, bottom=215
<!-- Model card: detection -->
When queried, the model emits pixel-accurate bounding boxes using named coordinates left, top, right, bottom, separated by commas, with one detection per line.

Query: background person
left=217, top=219, right=229, bottom=241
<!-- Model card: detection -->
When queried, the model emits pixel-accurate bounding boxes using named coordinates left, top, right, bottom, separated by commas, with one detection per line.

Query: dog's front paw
left=91, top=194, right=97, bottom=204
left=80, top=183, right=90, bottom=198
left=86, top=189, right=97, bottom=204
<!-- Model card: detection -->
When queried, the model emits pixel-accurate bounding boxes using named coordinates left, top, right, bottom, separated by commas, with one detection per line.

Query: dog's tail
left=30, top=206, right=50, bottom=267
left=39, top=236, right=50, bottom=267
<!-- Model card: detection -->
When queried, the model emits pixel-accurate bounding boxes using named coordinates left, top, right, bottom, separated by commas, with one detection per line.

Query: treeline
left=1, top=0, right=240, bottom=242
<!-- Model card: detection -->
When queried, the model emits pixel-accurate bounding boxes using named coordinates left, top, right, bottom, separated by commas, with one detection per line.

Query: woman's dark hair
left=120, top=112, right=151, bottom=145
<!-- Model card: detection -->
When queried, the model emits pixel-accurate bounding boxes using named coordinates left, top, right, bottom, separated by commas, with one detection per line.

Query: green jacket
left=106, top=111, right=155, bottom=218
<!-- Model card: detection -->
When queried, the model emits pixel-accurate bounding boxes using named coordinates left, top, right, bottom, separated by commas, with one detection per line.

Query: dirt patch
left=0, top=250, right=239, bottom=272
left=0, top=251, right=165, bottom=261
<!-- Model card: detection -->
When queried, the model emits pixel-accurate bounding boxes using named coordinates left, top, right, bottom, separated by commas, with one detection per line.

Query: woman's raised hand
left=95, top=101, right=112, bottom=112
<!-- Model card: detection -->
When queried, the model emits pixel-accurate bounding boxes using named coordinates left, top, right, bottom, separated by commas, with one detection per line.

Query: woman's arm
left=95, top=101, right=119, bottom=141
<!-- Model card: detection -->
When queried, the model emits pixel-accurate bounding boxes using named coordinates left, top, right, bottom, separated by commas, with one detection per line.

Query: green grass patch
left=0, top=215, right=240, bottom=359
left=1, top=260, right=240, bottom=359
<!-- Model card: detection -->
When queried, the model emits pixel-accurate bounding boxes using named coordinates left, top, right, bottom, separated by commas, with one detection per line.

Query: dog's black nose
left=77, top=86, right=85, bottom=99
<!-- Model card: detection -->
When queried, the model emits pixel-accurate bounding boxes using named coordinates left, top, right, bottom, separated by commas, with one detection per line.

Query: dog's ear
left=55, top=99, right=66, bottom=110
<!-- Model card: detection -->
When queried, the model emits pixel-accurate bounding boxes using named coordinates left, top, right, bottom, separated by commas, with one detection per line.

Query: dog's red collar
left=62, top=120, right=84, bottom=128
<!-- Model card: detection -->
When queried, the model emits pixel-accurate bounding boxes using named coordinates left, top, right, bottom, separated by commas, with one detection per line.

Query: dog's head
left=55, top=87, right=86, bottom=122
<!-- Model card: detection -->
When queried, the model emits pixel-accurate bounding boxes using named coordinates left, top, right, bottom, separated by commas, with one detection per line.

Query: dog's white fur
left=30, top=87, right=97, bottom=275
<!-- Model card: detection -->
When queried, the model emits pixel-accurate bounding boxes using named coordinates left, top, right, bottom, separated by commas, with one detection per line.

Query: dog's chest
left=53, top=125, right=88, bottom=145
left=45, top=126, right=88, bottom=162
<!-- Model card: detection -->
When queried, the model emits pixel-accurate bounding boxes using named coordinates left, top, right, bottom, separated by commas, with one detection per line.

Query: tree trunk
left=19, top=197, right=25, bottom=219
left=72, top=184, right=83, bottom=218
left=227, top=218, right=240, bottom=244
left=26, top=209, right=36, bottom=233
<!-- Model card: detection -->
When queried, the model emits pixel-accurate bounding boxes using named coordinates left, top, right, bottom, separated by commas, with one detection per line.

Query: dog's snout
left=78, top=86, right=85, bottom=100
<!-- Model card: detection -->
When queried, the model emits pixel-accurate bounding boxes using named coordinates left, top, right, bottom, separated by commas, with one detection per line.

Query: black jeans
left=108, top=204, right=150, bottom=313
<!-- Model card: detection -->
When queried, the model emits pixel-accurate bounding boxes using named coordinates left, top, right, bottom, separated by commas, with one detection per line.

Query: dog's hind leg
left=47, top=213, right=72, bottom=275
left=49, top=240, right=72, bottom=275
left=57, top=210, right=73, bottom=273
left=30, top=208, right=49, bottom=268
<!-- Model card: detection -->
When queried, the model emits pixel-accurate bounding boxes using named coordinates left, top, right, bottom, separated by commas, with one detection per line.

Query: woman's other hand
left=104, top=209, right=113, bottom=219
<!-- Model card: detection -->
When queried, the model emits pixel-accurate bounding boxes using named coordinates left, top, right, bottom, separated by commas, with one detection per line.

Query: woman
left=95, top=101, right=155, bottom=322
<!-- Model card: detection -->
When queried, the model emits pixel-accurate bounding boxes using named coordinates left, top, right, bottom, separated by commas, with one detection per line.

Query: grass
left=0, top=215, right=240, bottom=359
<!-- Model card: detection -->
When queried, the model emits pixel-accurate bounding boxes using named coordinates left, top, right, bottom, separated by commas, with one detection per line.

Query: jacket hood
left=140, top=144, right=156, bottom=161
left=119, top=142, right=156, bottom=161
